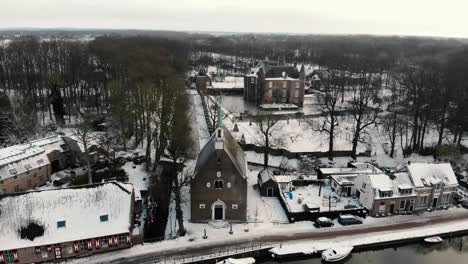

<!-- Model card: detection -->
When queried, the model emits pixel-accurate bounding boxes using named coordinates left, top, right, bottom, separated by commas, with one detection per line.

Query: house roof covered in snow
left=407, top=163, right=458, bottom=188
left=258, top=169, right=274, bottom=186
left=0, top=181, right=133, bottom=251
left=0, top=145, right=50, bottom=180
left=363, top=173, right=416, bottom=199
left=265, top=66, right=300, bottom=79
left=195, top=127, right=247, bottom=178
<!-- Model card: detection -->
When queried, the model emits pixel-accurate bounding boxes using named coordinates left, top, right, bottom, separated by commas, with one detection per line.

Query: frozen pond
left=260, top=235, right=468, bottom=264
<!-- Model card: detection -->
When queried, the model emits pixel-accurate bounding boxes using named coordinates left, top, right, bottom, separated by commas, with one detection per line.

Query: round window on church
left=227, top=182, right=232, bottom=188
left=206, top=182, right=211, bottom=188
left=217, top=171, right=222, bottom=178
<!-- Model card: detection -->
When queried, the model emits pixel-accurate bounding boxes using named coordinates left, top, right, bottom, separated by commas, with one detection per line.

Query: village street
left=73, top=209, right=468, bottom=264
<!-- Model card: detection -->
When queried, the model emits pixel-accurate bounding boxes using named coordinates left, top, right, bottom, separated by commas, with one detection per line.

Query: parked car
left=53, top=178, right=68, bottom=187
left=461, top=200, right=468, bottom=209
left=338, top=214, right=363, bottom=226
left=314, top=217, right=334, bottom=228
left=133, top=156, right=145, bottom=165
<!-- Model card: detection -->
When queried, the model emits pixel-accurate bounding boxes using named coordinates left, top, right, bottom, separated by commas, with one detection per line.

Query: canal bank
left=260, top=235, right=468, bottom=264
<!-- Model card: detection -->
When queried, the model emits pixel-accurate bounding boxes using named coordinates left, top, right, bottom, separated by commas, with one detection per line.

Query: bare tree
left=166, top=93, right=193, bottom=237
left=254, top=111, right=282, bottom=169
left=73, top=111, right=97, bottom=184
left=311, top=69, right=342, bottom=160
left=349, top=70, right=381, bottom=159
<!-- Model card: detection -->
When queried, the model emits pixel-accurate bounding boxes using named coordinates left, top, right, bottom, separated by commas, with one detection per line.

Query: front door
left=346, top=187, right=351, bottom=197
left=390, top=203, right=395, bottom=214
left=214, top=205, right=224, bottom=220
left=54, top=247, right=62, bottom=259
left=432, top=198, right=438, bottom=208
left=267, top=187, right=274, bottom=197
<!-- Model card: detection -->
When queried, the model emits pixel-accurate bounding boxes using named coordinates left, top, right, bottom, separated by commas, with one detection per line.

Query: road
left=77, top=209, right=468, bottom=264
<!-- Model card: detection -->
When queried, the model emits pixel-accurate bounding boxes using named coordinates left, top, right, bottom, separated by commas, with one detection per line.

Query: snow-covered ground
left=284, top=185, right=362, bottom=213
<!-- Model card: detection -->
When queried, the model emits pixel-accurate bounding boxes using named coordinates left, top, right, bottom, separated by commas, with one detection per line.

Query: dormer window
left=37, top=159, right=44, bottom=165
left=24, top=164, right=32, bottom=170
left=9, top=168, right=17, bottom=175
left=435, top=184, right=441, bottom=190
left=399, top=188, right=412, bottom=195
left=217, top=129, right=222, bottom=138
left=379, top=190, right=393, bottom=198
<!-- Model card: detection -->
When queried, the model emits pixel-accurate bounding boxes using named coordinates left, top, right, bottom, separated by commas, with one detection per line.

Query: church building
left=191, top=112, right=248, bottom=222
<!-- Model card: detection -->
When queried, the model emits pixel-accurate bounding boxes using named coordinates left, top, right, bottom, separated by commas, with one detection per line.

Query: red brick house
left=244, top=61, right=305, bottom=106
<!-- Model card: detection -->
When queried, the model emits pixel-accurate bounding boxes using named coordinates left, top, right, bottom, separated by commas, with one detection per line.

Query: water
left=260, top=236, right=468, bottom=264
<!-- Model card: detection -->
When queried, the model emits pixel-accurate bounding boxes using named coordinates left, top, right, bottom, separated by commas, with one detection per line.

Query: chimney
left=282, top=71, right=286, bottom=79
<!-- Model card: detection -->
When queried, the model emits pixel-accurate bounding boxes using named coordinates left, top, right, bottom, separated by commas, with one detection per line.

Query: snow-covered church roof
left=0, top=181, right=133, bottom=251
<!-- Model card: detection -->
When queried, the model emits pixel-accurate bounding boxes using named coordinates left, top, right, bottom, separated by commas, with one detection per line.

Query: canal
left=260, top=236, right=468, bottom=264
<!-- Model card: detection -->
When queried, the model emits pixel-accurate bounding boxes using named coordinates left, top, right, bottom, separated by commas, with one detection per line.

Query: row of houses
left=0, top=135, right=80, bottom=194
left=325, top=161, right=459, bottom=216
left=0, top=181, right=135, bottom=264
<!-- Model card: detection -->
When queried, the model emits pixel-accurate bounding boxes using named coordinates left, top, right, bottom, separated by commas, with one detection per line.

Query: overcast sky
left=2, top=0, right=468, bottom=38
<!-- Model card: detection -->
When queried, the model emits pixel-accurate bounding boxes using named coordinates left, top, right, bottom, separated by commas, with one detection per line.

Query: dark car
left=338, top=214, right=363, bottom=226
left=314, top=217, right=334, bottom=228
left=461, top=200, right=468, bottom=209
left=133, top=156, right=145, bottom=165
left=53, top=178, right=68, bottom=187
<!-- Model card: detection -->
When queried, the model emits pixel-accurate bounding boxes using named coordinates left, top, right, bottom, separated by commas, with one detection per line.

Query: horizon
left=2, top=0, right=468, bottom=39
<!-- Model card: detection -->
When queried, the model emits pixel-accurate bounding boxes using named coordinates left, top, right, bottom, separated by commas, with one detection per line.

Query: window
left=283, top=81, right=287, bottom=88
left=0, top=180, right=3, bottom=185
left=24, top=164, right=32, bottom=170
left=442, top=193, right=450, bottom=203
left=269, top=81, right=272, bottom=88
left=80, top=240, right=87, bottom=251
left=232, top=204, right=239, bottom=209
left=362, top=183, right=367, bottom=189
left=420, top=196, right=428, bottom=206
left=9, top=168, right=17, bottom=175
left=399, top=189, right=412, bottom=195
left=214, top=180, right=223, bottom=189
left=296, top=81, right=300, bottom=88
left=250, top=78, right=255, bottom=84
left=295, top=90, right=299, bottom=97
left=435, top=184, right=441, bottom=191
left=4, top=250, right=14, bottom=262
left=101, top=237, right=109, bottom=248
left=399, top=200, right=406, bottom=210
left=268, top=89, right=272, bottom=97
left=100, top=215, right=109, bottom=222
left=199, top=203, right=206, bottom=209
left=379, top=191, right=392, bottom=197
left=119, top=234, right=127, bottom=244
left=57, top=220, right=66, bottom=228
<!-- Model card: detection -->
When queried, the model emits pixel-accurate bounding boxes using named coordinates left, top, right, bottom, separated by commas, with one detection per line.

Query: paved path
left=80, top=210, right=468, bottom=264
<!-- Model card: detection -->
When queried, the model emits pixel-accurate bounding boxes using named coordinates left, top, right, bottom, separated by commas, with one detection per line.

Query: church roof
left=195, top=127, right=247, bottom=178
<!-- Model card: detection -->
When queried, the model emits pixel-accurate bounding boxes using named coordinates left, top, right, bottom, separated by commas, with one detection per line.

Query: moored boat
left=216, top=257, right=256, bottom=264
left=424, top=236, right=443, bottom=243
left=321, top=246, right=353, bottom=262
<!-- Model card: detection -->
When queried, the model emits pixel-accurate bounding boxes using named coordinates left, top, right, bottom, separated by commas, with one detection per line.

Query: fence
left=239, top=142, right=372, bottom=160
left=152, top=242, right=276, bottom=264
